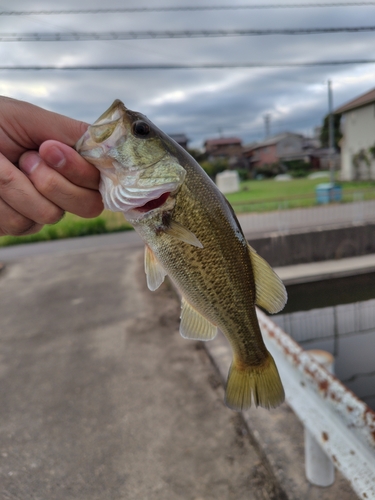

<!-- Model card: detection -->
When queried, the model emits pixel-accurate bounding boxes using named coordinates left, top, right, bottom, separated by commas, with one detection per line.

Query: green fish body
left=76, top=100, right=287, bottom=411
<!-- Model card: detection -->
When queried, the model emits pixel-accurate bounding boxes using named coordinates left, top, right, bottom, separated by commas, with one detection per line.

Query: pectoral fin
left=248, top=244, right=287, bottom=314
left=144, top=245, right=167, bottom=291
left=164, top=220, right=203, bottom=248
left=180, top=298, right=217, bottom=341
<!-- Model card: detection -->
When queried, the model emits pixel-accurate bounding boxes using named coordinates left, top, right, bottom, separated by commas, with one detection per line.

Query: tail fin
left=225, top=353, right=285, bottom=411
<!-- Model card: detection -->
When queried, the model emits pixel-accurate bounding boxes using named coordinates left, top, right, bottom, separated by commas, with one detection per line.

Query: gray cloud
left=0, top=0, right=374, bottom=147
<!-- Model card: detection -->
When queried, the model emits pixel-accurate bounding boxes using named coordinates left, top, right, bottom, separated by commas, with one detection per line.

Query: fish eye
left=133, top=121, right=150, bottom=137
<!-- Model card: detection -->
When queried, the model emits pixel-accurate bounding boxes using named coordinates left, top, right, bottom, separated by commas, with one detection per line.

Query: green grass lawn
left=0, top=210, right=132, bottom=247
left=1, top=177, right=375, bottom=247
left=225, top=178, right=375, bottom=213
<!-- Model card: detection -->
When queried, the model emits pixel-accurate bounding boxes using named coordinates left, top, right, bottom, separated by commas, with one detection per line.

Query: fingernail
left=43, top=146, right=66, bottom=168
left=20, top=152, right=41, bottom=175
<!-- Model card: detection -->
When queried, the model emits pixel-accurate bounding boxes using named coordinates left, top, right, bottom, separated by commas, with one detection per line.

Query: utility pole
left=328, top=80, right=335, bottom=184
left=264, top=113, right=271, bottom=139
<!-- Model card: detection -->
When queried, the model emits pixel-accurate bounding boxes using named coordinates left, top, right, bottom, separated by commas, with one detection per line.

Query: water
left=272, top=272, right=375, bottom=410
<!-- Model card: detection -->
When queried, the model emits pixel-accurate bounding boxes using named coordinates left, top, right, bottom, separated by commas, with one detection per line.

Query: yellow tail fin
left=225, top=353, right=285, bottom=411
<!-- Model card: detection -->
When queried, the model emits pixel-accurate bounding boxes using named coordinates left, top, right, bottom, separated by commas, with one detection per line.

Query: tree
left=320, top=113, right=342, bottom=150
left=187, top=148, right=207, bottom=164
left=200, top=158, right=228, bottom=179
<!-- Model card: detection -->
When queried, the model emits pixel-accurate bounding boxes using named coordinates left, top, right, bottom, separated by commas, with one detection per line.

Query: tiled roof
left=334, top=87, right=375, bottom=114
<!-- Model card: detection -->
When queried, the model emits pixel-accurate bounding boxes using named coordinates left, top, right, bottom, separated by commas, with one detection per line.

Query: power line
left=0, top=27, right=375, bottom=42
left=0, top=3, right=375, bottom=15
left=1, top=60, right=374, bottom=70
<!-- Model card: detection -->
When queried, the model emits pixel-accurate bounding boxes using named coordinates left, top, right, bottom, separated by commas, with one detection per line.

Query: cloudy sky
left=0, top=0, right=374, bottom=147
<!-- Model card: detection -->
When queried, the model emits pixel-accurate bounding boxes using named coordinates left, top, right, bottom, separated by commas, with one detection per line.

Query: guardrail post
left=304, top=350, right=335, bottom=487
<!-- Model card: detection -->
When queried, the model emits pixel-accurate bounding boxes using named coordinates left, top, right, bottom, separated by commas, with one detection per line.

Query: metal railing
left=259, top=310, right=375, bottom=499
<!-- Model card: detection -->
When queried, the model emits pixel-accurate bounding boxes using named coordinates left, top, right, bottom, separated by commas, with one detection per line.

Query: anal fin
left=180, top=298, right=217, bottom=341
left=144, top=245, right=167, bottom=291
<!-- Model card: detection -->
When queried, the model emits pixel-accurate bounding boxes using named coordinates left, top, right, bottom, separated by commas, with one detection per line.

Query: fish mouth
left=134, top=192, right=171, bottom=213
left=75, top=100, right=128, bottom=158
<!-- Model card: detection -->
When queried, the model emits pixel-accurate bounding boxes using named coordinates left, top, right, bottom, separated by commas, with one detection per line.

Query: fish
left=75, top=99, right=287, bottom=411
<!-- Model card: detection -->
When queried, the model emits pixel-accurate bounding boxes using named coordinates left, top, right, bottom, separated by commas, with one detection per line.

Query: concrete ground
left=0, top=226, right=365, bottom=499
left=0, top=239, right=288, bottom=500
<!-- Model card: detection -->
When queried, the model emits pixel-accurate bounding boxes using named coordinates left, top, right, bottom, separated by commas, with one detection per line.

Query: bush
left=200, top=158, right=229, bottom=178
left=255, top=162, right=282, bottom=178
left=236, top=169, right=250, bottom=181
left=283, top=159, right=312, bottom=178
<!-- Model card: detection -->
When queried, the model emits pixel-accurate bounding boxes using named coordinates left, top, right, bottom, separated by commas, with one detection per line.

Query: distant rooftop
left=204, top=137, right=242, bottom=147
left=334, top=87, right=375, bottom=114
left=246, top=132, right=303, bottom=150
left=169, top=133, right=189, bottom=143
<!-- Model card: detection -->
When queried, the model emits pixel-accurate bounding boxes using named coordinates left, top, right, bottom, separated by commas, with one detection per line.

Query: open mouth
left=135, top=192, right=171, bottom=213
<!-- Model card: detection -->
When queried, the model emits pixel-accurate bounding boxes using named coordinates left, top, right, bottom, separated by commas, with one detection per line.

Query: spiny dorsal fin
left=248, top=244, right=287, bottom=314
left=180, top=297, right=217, bottom=341
left=144, top=245, right=167, bottom=291
left=164, top=220, right=203, bottom=248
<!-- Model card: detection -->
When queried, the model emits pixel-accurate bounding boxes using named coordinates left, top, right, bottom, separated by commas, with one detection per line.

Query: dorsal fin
left=180, top=297, right=217, bottom=341
left=144, top=245, right=167, bottom=291
left=248, top=244, right=287, bottom=314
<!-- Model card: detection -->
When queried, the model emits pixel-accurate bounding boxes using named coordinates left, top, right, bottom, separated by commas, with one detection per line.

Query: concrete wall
left=250, top=223, right=375, bottom=267
left=341, top=103, right=375, bottom=180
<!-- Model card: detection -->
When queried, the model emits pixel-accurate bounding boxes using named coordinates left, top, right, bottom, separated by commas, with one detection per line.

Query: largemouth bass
left=75, top=100, right=287, bottom=411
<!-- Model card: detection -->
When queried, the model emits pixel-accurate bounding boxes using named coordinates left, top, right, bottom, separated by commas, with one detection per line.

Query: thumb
left=0, top=96, right=89, bottom=148
left=31, top=108, right=89, bottom=147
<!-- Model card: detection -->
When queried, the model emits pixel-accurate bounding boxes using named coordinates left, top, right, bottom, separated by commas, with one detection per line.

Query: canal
left=272, top=272, right=375, bottom=410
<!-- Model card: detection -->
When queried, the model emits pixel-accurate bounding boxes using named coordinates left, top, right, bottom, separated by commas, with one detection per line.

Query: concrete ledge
left=249, top=223, right=375, bottom=267
left=274, top=253, right=375, bottom=285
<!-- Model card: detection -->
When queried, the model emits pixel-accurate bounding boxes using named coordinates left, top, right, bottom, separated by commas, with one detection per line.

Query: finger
left=19, top=152, right=103, bottom=219
left=0, top=197, right=43, bottom=236
left=0, top=153, right=65, bottom=225
left=0, top=97, right=89, bottom=155
left=39, top=140, right=100, bottom=190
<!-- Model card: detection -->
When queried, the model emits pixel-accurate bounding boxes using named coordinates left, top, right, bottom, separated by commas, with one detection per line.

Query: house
left=334, top=87, right=375, bottom=180
left=244, top=131, right=338, bottom=174
left=204, top=137, right=243, bottom=158
left=204, top=137, right=246, bottom=168
left=244, top=132, right=307, bottom=170
left=168, top=133, right=189, bottom=150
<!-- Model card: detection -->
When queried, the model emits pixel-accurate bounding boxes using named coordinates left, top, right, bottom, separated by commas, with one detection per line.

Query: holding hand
left=0, top=96, right=103, bottom=237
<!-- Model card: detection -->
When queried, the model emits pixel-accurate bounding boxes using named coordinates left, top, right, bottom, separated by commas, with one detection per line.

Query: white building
left=335, top=88, right=375, bottom=180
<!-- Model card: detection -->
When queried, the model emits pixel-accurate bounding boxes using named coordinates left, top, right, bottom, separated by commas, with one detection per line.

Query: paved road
left=0, top=244, right=285, bottom=500
left=0, top=199, right=364, bottom=499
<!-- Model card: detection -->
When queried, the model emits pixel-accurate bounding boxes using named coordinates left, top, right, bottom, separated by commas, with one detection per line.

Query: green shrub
left=236, top=169, right=250, bottom=181
left=283, top=159, right=312, bottom=178
left=255, top=162, right=282, bottom=178
left=200, top=158, right=229, bottom=179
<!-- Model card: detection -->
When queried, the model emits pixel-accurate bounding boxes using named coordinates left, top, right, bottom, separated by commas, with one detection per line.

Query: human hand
left=0, top=96, right=103, bottom=237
